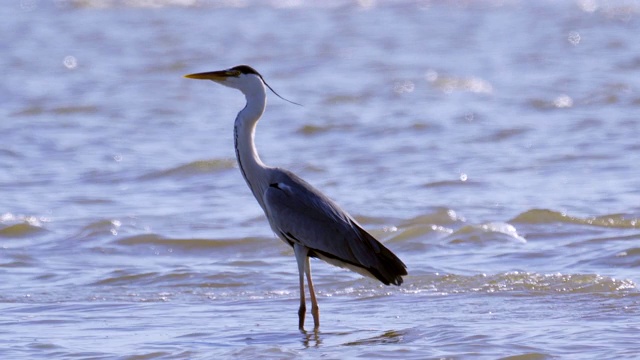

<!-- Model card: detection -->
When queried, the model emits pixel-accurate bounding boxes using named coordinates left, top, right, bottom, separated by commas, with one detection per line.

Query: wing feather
left=263, top=169, right=406, bottom=285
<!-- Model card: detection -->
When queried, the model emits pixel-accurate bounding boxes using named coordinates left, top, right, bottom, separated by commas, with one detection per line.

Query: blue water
left=2, top=1, right=639, bottom=358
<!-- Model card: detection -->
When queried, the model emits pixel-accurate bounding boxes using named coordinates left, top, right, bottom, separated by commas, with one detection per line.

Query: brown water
left=2, top=0, right=640, bottom=358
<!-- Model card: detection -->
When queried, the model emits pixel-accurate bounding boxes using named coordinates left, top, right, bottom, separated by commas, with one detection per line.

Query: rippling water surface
left=2, top=0, right=640, bottom=358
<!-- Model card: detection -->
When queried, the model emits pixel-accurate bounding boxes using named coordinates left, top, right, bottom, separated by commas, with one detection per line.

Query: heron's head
left=184, top=65, right=301, bottom=106
left=184, top=65, right=263, bottom=92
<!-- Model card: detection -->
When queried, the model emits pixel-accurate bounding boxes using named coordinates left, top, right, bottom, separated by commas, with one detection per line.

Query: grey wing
left=263, top=170, right=406, bottom=286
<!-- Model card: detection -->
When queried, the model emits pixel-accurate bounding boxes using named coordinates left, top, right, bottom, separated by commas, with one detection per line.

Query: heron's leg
left=304, top=256, right=320, bottom=329
left=293, top=244, right=308, bottom=330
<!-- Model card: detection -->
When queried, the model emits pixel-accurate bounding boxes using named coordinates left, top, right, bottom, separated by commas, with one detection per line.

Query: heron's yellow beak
left=183, top=69, right=240, bottom=80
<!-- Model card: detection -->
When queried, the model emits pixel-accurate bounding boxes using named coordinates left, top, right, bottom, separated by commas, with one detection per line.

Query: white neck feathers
left=233, top=79, right=270, bottom=209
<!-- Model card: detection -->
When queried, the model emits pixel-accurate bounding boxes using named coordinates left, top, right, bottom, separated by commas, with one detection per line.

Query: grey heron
left=184, top=65, right=407, bottom=330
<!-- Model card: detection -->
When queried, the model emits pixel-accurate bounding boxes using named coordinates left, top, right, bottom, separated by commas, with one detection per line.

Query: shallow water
left=2, top=0, right=640, bottom=358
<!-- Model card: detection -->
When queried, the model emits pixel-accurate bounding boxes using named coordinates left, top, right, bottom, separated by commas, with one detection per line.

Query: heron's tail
left=357, top=226, right=407, bottom=286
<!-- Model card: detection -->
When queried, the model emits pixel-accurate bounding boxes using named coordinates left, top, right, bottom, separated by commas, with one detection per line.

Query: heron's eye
left=227, top=70, right=242, bottom=77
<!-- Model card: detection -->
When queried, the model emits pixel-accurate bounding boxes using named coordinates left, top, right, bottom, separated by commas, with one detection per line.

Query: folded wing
left=263, top=169, right=407, bottom=285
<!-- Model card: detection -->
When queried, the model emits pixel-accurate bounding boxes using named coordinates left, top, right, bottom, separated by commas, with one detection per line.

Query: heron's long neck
left=234, top=86, right=269, bottom=210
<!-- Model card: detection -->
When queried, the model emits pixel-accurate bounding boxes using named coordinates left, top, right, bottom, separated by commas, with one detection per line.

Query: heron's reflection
left=300, top=328, right=322, bottom=348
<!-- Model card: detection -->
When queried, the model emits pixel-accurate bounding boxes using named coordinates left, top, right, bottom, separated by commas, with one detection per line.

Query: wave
left=114, top=233, right=271, bottom=253
left=389, top=209, right=526, bottom=245
left=0, top=223, right=46, bottom=238
left=446, top=222, right=526, bottom=244
left=422, top=179, right=482, bottom=189
left=68, top=219, right=126, bottom=241
left=296, top=123, right=343, bottom=135
left=0, top=213, right=48, bottom=238
left=402, top=272, right=637, bottom=295
left=399, top=208, right=466, bottom=226
left=614, top=247, right=640, bottom=268
left=90, top=268, right=253, bottom=288
left=511, top=209, right=640, bottom=229
left=578, top=244, right=640, bottom=268
left=139, top=159, right=236, bottom=180
left=85, top=269, right=637, bottom=298
left=11, top=104, right=99, bottom=117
